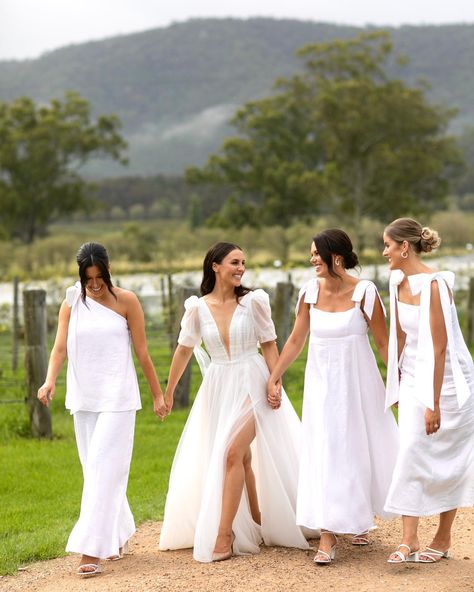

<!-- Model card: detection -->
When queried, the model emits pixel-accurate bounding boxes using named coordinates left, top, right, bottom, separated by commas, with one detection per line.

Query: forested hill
left=1, top=18, right=473, bottom=176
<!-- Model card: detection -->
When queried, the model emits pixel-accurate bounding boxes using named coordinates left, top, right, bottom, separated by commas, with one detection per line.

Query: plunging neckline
left=201, top=294, right=249, bottom=360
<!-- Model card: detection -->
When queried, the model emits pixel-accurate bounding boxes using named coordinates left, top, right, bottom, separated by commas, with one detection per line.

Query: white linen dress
left=296, top=279, right=399, bottom=534
left=64, top=282, right=141, bottom=559
left=158, top=289, right=310, bottom=562
left=384, top=271, right=474, bottom=515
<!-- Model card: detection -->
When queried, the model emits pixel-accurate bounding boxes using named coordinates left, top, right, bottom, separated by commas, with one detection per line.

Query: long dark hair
left=76, top=242, right=116, bottom=302
left=200, top=242, right=251, bottom=301
left=313, top=229, right=359, bottom=279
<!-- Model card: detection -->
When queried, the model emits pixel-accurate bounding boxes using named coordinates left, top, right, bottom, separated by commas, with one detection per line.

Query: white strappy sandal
left=418, top=547, right=449, bottom=563
left=387, top=543, right=420, bottom=563
left=352, top=530, right=370, bottom=546
left=77, top=563, right=102, bottom=577
left=314, top=532, right=337, bottom=564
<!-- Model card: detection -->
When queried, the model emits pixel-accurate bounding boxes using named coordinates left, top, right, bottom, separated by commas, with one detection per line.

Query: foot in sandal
left=387, top=543, right=420, bottom=563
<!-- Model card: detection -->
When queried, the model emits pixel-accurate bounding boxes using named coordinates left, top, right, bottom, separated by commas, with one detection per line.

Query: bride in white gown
left=159, top=242, right=310, bottom=563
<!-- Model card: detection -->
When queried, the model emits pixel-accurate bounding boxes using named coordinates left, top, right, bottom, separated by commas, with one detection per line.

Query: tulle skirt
left=159, top=353, right=310, bottom=562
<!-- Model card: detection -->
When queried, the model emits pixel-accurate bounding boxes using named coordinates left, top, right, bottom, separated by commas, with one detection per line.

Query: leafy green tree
left=187, top=32, right=464, bottom=250
left=187, top=193, right=204, bottom=230
left=0, top=92, right=127, bottom=243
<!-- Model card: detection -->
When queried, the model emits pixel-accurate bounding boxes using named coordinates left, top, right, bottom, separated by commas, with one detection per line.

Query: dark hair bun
left=344, top=251, right=359, bottom=269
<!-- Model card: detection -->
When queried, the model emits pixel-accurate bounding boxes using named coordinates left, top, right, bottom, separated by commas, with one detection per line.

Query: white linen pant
left=66, top=410, right=136, bottom=559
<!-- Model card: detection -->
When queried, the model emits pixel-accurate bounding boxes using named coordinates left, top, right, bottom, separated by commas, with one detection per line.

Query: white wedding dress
left=159, top=289, right=310, bottom=562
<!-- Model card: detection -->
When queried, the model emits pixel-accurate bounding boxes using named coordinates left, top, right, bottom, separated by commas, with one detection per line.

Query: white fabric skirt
left=66, top=410, right=136, bottom=558
left=159, top=355, right=310, bottom=562
left=384, top=382, right=474, bottom=515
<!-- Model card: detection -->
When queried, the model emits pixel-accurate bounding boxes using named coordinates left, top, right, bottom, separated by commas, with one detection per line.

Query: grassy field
left=0, top=321, right=470, bottom=575
left=0, top=330, right=307, bottom=575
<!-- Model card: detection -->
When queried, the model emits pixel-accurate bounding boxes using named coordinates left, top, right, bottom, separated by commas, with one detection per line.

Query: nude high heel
left=212, top=532, right=235, bottom=562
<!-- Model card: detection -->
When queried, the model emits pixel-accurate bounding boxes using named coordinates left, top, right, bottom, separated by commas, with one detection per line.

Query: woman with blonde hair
left=383, top=218, right=474, bottom=564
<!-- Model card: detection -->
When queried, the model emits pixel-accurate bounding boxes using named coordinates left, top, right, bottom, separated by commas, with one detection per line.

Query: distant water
left=0, top=255, right=472, bottom=318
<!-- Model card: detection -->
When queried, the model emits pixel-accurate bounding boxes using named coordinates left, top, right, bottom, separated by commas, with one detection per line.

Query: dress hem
left=384, top=500, right=474, bottom=516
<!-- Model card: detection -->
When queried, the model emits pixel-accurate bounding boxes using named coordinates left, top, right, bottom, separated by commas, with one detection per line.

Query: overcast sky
left=1, top=0, right=473, bottom=61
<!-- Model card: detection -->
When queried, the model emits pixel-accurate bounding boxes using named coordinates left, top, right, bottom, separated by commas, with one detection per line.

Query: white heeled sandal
left=314, top=532, right=337, bottom=565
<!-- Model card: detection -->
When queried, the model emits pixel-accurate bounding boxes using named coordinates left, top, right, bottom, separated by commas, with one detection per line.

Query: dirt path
left=2, top=509, right=473, bottom=592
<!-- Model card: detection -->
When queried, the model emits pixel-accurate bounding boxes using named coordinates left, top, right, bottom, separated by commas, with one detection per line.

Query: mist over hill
left=1, top=18, right=473, bottom=176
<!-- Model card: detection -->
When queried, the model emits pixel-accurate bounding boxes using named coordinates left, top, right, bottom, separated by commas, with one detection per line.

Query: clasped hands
left=267, top=378, right=282, bottom=410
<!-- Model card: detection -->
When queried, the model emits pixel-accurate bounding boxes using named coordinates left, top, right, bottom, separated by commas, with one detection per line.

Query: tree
left=0, top=92, right=127, bottom=243
left=187, top=32, right=464, bottom=250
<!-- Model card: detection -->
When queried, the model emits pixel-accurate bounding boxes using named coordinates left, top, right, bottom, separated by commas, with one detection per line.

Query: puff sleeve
left=250, top=289, right=277, bottom=344
left=177, top=295, right=201, bottom=348
left=65, top=281, right=81, bottom=308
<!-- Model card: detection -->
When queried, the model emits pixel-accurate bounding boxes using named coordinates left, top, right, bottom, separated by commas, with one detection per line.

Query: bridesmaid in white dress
left=38, top=243, right=167, bottom=577
left=383, top=218, right=474, bottom=564
left=268, top=229, right=399, bottom=564
left=159, top=242, right=310, bottom=562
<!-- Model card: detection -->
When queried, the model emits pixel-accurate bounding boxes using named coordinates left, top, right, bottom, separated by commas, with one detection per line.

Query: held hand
left=37, top=382, right=55, bottom=406
left=267, top=378, right=282, bottom=410
left=153, top=393, right=167, bottom=421
left=425, top=406, right=441, bottom=435
left=164, top=389, right=174, bottom=415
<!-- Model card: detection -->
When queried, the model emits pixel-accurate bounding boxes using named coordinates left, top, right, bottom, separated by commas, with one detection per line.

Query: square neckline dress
left=296, top=278, right=399, bottom=534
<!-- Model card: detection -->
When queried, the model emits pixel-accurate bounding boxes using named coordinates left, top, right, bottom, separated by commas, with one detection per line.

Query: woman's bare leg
left=244, top=448, right=261, bottom=525
left=388, top=516, right=420, bottom=561
left=419, top=509, right=456, bottom=560
left=214, top=418, right=256, bottom=554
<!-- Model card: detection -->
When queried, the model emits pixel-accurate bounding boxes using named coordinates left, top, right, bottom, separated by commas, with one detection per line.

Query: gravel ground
left=1, top=509, right=473, bottom=592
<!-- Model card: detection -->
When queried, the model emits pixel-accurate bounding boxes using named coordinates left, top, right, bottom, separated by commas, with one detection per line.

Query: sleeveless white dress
left=64, top=282, right=141, bottom=559
left=159, top=289, right=310, bottom=562
left=296, top=279, right=399, bottom=534
left=384, top=271, right=474, bottom=515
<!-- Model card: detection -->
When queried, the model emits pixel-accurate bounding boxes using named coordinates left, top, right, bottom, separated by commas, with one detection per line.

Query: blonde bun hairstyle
left=385, top=218, right=441, bottom=254
left=420, top=226, right=441, bottom=252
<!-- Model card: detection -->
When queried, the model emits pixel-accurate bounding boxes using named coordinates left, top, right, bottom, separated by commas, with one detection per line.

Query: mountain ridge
left=1, top=18, right=473, bottom=175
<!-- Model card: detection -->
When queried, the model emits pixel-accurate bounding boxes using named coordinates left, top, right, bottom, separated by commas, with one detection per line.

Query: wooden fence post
left=273, top=282, right=294, bottom=350
left=23, top=289, right=52, bottom=438
left=167, top=274, right=175, bottom=351
left=172, top=286, right=199, bottom=408
left=468, top=277, right=474, bottom=346
left=12, top=276, right=19, bottom=371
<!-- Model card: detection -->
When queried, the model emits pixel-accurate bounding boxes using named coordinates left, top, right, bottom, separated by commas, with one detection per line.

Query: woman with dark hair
left=382, top=218, right=474, bottom=564
left=38, top=242, right=167, bottom=577
left=268, top=229, right=399, bottom=564
left=159, top=242, right=310, bottom=562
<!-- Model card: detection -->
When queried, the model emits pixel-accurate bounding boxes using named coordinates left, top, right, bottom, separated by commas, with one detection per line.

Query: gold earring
left=401, top=251, right=408, bottom=259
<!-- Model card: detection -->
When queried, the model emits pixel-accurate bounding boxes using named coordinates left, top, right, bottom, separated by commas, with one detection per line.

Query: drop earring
left=401, top=251, right=408, bottom=259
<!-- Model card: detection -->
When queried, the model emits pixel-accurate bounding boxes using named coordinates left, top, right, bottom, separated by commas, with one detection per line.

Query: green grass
left=1, top=322, right=470, bottom=575
left=0, top=330, right=306, bottom=575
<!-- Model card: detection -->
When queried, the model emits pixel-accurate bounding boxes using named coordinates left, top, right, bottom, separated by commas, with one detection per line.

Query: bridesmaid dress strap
left=295, top=279, right=319, bottom=315
left=351, top=280, right=386, bottom=319
left=408, top=271, right=470, bottom=410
